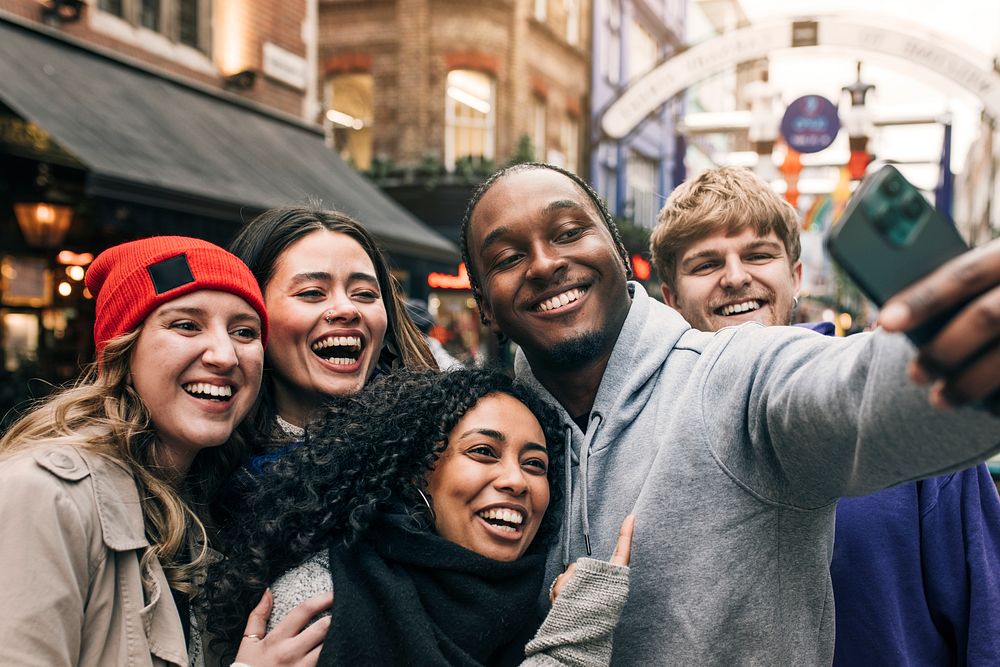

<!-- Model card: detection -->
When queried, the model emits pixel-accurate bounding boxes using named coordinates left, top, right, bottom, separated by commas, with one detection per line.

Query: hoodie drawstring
left=561, top=413, right=603, bottom=567
left=562, top=426, right=573, bottom=568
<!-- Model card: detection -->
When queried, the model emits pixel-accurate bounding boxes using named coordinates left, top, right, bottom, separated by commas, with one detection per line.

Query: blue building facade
left=589, top=0, right=687, bottom=228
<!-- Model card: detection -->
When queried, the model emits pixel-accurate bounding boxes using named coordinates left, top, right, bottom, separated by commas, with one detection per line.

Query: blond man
left=650, top=166, right=1000, bottom=666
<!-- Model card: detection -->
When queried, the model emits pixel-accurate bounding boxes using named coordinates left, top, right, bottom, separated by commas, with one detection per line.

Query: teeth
left=537, top=288, right=585, bottom=312
left=311, top=336, right=362, bottom=351
left=182, top=382, right=233, bottom=398
left=720, top=300, right=761, bottom=316
left=477, top=508, right=524, bottom=525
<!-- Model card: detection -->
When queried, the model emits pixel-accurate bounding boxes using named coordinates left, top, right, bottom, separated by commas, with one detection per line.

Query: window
left=627, top=18, right=658, bottom=82
left=326, top=73, right=375, bottom=171
left=95, top=0, right=210, bottom=53
left=565, top=0, right=580, bottom=46
left=444, top=70, right=496, bottom=170
left=140, top=0, right=160, bottom=31
left=178, top=0, right=201, bottom=48
left=561, top=115, right=579, bottom=173
left=532, top=97, right=547, bottom=160
left=604, top=0, right=621, bottom=84
left=98, top=0, right=123, bottom=16
left=626, top=151, right=659, bottom=228
left=534, top=0, right=547, bottom=21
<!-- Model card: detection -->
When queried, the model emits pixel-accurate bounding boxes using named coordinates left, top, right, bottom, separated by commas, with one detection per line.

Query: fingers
left=549, top=564, right=576, bottom=604
left=268, top=592, right=334, bottom=640
left=303, top=643, right=324, bottom=667
left=926, top=345, right=1000, bottom=414
left=609, top=514, right=635, bottom=567
left=242, top=588, right=273, bottom=639
left=880, top=240, right=999, bottom=333
left=879, top=239, right=1000, bottom=408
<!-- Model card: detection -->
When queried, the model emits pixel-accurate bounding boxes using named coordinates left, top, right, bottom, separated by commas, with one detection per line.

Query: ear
left=791, top=260, right=803, bottom=298
left=478, top=295, right=502, bottom=335
left=660, top=282, right=680, bottom=309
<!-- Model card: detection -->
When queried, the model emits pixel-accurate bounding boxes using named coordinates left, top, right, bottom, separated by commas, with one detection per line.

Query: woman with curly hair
left=0, top=237, right=327, bottom=666
left=205, top=368, right=632, bottom=666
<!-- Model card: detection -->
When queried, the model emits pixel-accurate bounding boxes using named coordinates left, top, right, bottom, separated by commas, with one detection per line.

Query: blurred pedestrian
left=405, top=297, right=465, bottom=370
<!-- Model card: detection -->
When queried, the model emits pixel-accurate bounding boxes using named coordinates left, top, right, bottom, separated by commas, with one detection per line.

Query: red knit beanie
left=86, top=236, right=268, bottom=355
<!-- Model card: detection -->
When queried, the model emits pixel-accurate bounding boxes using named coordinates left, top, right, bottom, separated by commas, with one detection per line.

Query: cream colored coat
left=0, top=444, right=188, bottom=666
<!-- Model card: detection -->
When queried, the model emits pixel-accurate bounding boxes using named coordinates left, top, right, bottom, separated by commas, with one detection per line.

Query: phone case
left=825, top=165, right=968, bottom=345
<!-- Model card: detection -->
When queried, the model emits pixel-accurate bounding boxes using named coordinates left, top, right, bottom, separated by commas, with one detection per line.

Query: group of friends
left=0, top=163, right=997, bottom=666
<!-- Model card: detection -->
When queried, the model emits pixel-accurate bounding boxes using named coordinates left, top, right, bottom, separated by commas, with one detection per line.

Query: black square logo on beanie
left=147, top=254, right=195, bottom=294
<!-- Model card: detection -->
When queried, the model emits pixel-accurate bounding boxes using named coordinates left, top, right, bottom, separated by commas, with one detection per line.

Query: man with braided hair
left=461, top=162, right=1000, bottom=665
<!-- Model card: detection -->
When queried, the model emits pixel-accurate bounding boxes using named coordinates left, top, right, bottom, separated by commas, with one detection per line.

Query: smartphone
left=825, top=165, right=968, bottom=346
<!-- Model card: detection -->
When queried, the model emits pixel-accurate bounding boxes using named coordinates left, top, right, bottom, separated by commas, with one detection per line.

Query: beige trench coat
left=0, top=444, right=188, bottom=666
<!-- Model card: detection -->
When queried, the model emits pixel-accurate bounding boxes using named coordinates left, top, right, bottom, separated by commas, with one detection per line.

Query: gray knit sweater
left=269, top=551, right=629, bottom=666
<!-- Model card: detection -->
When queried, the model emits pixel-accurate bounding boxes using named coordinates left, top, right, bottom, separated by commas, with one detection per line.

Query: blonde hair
left=0, top=330, right=243, bottom=595
left=650, top=166, right=801, bottom=294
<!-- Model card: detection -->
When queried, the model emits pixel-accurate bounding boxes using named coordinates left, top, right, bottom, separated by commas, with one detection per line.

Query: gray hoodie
left=515, top=284, right=1000, bottom=666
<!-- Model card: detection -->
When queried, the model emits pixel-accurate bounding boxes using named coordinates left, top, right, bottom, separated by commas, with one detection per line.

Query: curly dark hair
left=460, top=162, right=633, bottom=326
left=203, top=367, right=565, bottom=654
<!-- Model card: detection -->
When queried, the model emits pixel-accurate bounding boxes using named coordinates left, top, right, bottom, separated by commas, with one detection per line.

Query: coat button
left=49, top=453, right=76, bottom=470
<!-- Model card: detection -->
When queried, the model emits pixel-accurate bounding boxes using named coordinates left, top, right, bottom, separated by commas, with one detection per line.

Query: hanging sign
left=780, top=95, right=840, bottom=154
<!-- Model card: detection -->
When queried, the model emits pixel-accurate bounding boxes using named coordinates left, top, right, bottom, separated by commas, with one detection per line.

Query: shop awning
left=0, top=19, right=458, bottom=262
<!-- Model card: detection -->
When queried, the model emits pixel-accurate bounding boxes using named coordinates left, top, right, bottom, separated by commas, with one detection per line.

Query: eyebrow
left=478, top=200, right=592, bottom=254
left=288, top=271, right=379, bottom=286
left=682, top=240, right=784, bottom=264
left=544, top=199, right=588, bottom=215
left=154, top=305, right=209, bottom=318
left=460, top=427, right=506, bottom=441
left=154, top=306, right=260, bottom=323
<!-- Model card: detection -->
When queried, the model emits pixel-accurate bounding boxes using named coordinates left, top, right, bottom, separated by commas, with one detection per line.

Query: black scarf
left=317, top=514, right=546, bottom=667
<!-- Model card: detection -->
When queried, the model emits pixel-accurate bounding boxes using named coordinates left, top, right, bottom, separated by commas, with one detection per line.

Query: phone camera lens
left=881, top=177, right=903, bottom=198
left=901, top=193, right=925, bottom=221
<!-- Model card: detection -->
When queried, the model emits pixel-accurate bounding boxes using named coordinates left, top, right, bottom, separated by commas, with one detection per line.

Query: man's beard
left=546, top=330, right=608, bottom=367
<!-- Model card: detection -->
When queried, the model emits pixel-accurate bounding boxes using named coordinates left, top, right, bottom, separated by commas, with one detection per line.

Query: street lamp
left=14, top=164, right=75, bottom=248
left=13, top=202, right=74, bottom=248
left=842, top=62, right=876, bottom=180
left=743, top=69, right=782, bottom=182
left=42, top=0, right=85, bottom=24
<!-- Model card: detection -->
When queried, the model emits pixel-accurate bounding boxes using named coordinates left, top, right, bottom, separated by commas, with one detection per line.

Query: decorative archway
left=600, top=14, right=1000, bottom=139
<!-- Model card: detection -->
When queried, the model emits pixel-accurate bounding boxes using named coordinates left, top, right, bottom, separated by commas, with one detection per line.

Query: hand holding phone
left=879, top=239, right=1000, bottom=413
left=826, top=165, right=1000, bottom=412
left=825, top=165, right=968, bottom=345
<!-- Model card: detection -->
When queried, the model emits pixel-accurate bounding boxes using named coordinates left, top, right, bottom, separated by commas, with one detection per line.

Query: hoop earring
left=793, top=296, right=800, bottom=308
left=417, top=488, right=435, bottom=520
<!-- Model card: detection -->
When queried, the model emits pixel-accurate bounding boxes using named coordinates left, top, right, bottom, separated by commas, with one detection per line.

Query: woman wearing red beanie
left=0, top=237, right=326, bottom=666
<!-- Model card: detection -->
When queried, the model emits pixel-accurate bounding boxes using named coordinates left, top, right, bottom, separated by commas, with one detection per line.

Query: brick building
left=319, top=0, right=590, bottom=181
left=317, top=0, right=590, bottom=364
left=0, top=0, right=455, bottom=406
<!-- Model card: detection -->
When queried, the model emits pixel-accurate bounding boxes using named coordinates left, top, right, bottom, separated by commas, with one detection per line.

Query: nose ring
left=324, top=310, right=335, bottom=324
